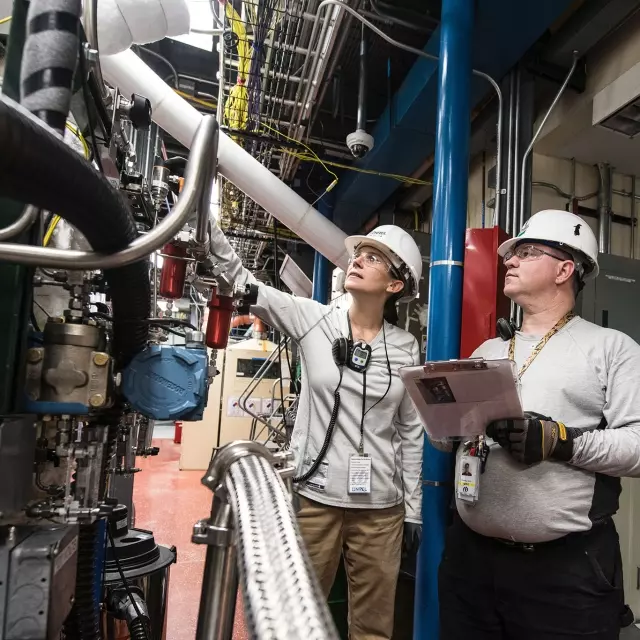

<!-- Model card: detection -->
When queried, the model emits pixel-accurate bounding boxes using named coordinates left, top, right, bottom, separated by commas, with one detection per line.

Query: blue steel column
left=415, top=1, right=474, bottom=638
left=312, top=192, right=336, bottom=304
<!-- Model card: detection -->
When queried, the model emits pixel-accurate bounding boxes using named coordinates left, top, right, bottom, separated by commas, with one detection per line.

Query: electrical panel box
left=577, top=252, right=640, bottom=344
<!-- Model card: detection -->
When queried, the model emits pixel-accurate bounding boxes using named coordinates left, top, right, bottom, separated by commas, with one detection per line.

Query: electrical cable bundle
left=245, top=0, right=280, bottom=129
left=224, top=3, right=250, bottom=133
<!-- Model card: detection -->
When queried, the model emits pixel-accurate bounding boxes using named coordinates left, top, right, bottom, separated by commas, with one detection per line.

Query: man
left=438, top=209, right=640, bottom=640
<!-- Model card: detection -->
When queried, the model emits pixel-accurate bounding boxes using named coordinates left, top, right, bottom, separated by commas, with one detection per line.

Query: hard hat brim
left=496, top=236, right=599, bottom=279
left=345, top=235, right=403, bottom=270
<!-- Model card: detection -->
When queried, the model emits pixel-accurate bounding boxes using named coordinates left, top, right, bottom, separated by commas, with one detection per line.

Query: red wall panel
left=460, top=227, right=511, bottom=357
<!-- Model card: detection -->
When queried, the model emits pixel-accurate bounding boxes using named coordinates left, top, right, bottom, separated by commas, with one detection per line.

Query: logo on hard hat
left=574, top=224, right=581, bottom=236
left=517, top=220, right=530, bottom=237
left=369, top=230, right=386, bottom=238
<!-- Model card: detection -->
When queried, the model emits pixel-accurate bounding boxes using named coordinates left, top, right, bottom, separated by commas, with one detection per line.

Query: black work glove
left=486, top=411, right=576, bottom=465
left=400, top=522, right=422, bottom=577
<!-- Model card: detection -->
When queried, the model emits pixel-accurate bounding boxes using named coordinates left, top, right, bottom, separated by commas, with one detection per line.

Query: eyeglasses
left=503, top=244, right=569, bottom=265
left=348, top=250, right=393, bottom=272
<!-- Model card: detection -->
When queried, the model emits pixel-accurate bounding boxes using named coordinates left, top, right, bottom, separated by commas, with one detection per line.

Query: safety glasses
left=348, top=250, right=403, bottom=281
left=503, top=244, right=569, bottom=265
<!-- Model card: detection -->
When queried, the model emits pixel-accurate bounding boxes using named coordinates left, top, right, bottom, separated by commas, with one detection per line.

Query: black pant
left=439, top=516, right=624, bottom=640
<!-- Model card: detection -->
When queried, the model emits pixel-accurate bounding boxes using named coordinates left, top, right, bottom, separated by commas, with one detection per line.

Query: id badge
left=456, top=455, right=480, bottom=504
left=348, top=455, right=372, bottom=494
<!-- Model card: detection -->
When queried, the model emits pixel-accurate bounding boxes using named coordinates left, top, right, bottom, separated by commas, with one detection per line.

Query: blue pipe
left=312, top=191, right=336, bottom=304
left=415, top=1, right=474, bottom=638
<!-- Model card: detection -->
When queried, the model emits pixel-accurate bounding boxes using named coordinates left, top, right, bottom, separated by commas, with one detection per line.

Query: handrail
left=0, top=113, right=219, bottom=269
left=194, top=442, right=339, bottom=640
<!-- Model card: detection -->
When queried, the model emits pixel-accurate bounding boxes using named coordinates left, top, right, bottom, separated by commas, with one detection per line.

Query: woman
left=209, top=223, right=425, bottom=640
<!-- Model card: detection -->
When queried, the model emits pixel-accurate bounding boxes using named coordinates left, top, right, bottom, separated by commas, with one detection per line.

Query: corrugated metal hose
left=225, top=456, right=338, bottom=640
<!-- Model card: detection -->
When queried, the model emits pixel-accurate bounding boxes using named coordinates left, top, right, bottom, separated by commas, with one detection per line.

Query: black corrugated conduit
left=63, top=522, right=101, bottom=640
left=20, top=0, right=82, bottom=135
left=0, top=98, right=150, bottom=367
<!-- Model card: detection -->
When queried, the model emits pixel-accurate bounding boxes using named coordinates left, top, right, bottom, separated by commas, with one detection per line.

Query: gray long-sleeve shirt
left=209, top=224, right=424, bottom=522
left=457, top=316, right=640, bottom=542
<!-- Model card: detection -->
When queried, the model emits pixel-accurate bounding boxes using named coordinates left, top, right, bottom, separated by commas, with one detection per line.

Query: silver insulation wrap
left=226, top=456, right=339, bottom=640
left=20, top=0, right=82, bottom=134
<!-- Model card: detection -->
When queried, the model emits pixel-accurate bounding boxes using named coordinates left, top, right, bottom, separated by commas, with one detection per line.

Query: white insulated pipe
left=101, top=50, right=349, bottom=270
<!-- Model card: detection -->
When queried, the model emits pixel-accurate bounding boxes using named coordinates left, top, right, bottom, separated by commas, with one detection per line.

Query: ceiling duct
left=593, top=59, right=640, bottom=137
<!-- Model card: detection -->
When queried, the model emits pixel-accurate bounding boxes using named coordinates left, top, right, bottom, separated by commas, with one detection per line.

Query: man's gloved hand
left=486, top=411, right=576, bottom=465
left=400, top=522, right=422, bottom=577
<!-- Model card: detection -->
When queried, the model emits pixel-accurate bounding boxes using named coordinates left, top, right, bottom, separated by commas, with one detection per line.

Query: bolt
left=27, top=348, right=43, bottom=364
left=93, top=353, right=109, bottom=367
left=89, top=394, right=105, bottom=408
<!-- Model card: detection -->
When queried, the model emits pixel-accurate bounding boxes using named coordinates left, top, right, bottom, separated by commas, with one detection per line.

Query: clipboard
left=399, top=358, right=523, bottom=439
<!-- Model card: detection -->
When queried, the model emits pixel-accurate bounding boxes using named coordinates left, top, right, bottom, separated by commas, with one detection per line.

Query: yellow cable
left=0, top=16, right=11, bottom=25
left=43, top=215, right=61, bottom=247
left=174, top=89, right=217, bottom=111
left=65, top=121, right=90, bottom=159
left=280, top=148, right=431, bottom=186
left=259, top=121, right=339, bottom=183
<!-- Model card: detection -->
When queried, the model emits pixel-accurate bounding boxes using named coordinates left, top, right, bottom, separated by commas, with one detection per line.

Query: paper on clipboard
left=399, top=358, right=523, bottom=439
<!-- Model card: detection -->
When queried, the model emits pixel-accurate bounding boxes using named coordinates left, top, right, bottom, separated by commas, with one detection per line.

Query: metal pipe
left=356, top=22, right=367, bottom=131
left=0, top=117, right=219, bottom=269
left=196, top=126, right=218, bottom=247
left=417, top=1, right=474, bottom=638
left=101, top=50, right=351, bottom=269
left=631, top=176, right=636, bottom=259
left=518, top=51, right=578, bottom=233
left=597, top=163, right=612, bottom=254
left=195, top=498, right=238, bottom=640
left=0, top=205, right=39, bottom=241
left=83, top=0, right=111, bottom=104
left=512, top=68, right=521, bottom=238
left=369, top=0, right=433, bottom=34
left=504, top=72, right=514, bottom=234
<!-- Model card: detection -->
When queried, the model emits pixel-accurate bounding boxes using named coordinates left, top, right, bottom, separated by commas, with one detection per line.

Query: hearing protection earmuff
left=332, top=316, right=372, bottom=374
left=497, top=317, right=518, bottom=341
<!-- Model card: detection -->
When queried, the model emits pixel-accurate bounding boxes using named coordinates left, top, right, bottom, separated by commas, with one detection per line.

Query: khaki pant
left=297, top=495, right=404, bottom=640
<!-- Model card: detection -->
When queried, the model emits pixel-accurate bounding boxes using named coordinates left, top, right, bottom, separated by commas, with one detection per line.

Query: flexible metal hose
left=226, top=456, right=338, bottom=640
left=128, top=618, right=151, bottom=640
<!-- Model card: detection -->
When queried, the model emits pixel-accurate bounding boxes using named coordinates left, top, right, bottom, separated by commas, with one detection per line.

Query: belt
left=464, top=516, right=612, bottom=552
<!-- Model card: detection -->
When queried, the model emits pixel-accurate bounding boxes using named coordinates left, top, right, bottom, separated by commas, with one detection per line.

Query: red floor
left=134, top=440, right=249, bottom=640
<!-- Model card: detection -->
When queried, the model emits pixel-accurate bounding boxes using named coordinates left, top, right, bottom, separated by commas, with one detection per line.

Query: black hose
left=0, top=98, right=150, bottom=367
left=129, top=618, right=151, bottom=640
left=64, top=522, right=101, bottom=640
left=293, top=369, right=343, bottom=484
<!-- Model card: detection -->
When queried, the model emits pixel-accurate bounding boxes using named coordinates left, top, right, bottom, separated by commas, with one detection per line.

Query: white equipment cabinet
left=180, top=337, right=286, bottom=470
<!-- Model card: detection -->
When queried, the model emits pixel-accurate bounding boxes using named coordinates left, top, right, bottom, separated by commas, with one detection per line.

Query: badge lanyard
left=349, top=369, right=372, bottom=495
left=508, top=312, right=574, bottom=379
left=457, top=313, right=574, bottom=505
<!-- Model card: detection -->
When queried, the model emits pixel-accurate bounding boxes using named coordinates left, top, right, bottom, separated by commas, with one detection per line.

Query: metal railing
left=193, top=441, right=339, bottom=640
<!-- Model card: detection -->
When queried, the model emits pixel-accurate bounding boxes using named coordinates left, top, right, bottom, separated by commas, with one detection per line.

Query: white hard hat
left=345, top=225, right=423, bottom=301
left=498, top=209, right=599, bottom=280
